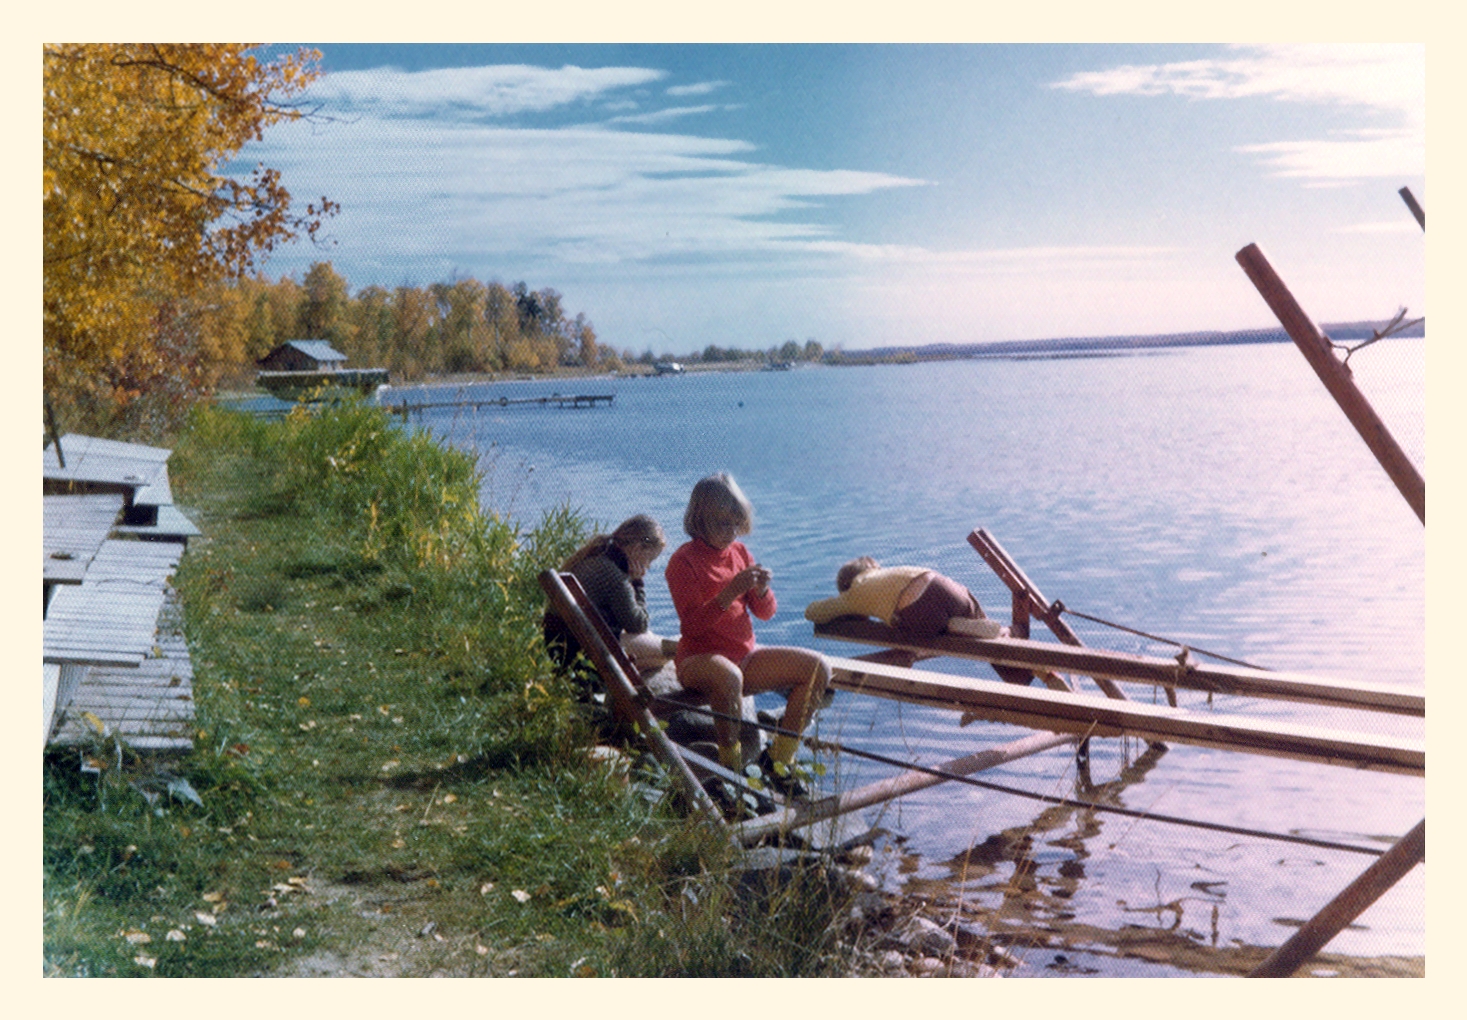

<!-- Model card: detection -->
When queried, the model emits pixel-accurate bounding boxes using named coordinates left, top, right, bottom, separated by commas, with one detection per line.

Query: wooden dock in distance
left=388, top=392, right=614, bottom=417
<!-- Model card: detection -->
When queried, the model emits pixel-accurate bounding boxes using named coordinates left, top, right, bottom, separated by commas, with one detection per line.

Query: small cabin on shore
left=255, top=340, right=388, bottom=398
left=257, top=340, right=349, bottom=373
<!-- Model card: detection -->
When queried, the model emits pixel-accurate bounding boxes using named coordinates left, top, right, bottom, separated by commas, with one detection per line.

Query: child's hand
left=749, top=564, right=771, bottom=596
left=719, top=565, right=770, bottom=608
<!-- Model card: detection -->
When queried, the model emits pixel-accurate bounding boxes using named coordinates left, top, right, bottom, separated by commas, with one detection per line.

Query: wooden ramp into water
left=825, top=654, right=1423, bottom=777
left=814, top=618, right=1425, bottom=717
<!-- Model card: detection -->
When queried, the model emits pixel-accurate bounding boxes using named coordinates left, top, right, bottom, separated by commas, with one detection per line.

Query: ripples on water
left=390, top=339, right=1424, bottom=969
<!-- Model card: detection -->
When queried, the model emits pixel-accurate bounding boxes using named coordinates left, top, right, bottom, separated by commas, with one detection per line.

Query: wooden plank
left=969, top=528, right=1131, bottom=700
left=44, top=493, right=124, bottom=584
left=44, top=583, right=163, bottom=667
left=85, top=539, right=184, bottom=585
left=733, top=730, right=1078, bottom=845
left=44, top=434, right=169, bottom=497
left=826, top=655, right=1424, bottom=776
left=815, top=618, right=1423, bottom=717
left=1249, top=819, right=1426, bottom=977
left=43, top=664, right=61, bottom=747
left=540, top=570, right=727, bottom=830
left=114, top=504, right=201, bottom=540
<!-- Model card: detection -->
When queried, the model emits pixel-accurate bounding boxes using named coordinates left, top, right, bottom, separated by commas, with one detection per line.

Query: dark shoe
left=701, top=776, right=775, bottom=820
left=756, top=749, right=810, bottom=801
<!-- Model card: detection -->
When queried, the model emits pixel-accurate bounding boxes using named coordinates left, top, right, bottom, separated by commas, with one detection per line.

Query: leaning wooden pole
left=538, top=571, right=728, bottom=832
left=1248, top=818, right=1425, bottom=978
left=1234, top=244, right=1425, bottom=525
left=1398, top=186, right=1425, bottom=230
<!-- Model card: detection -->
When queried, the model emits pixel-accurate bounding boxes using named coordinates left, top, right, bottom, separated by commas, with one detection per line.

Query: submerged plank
left=815, top=618, right=1423, bottom=717
left=826, top=655, right=1423, bottom=776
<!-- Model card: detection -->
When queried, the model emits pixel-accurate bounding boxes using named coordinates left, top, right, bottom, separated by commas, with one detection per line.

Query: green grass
left=43, top=400, right=862, bottom=978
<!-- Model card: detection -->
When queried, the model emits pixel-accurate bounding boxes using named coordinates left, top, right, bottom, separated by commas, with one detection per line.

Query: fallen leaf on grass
left=381, top=760, right=399, bottom=772
left=442, top=793, right=457, bottom=804
left=293, top=928, right=306, bottom=939
left=391, top=838, right=406, bottom=849
left=195, top=913, right=217, bottom=927
left=480, top=883, right=495, bottom=895
left=476, top=944, right=489, bottom=956
left=134, top=954, right=156, bottom=969
left=511, top=889, right=531, bottom=903
left=298, top=697, right=311, bottom=707
left=202, top=892, right=223, bottom=903
left=124, top=931, right=152, bottom=945
left=166, top=930, right=186, bottom=942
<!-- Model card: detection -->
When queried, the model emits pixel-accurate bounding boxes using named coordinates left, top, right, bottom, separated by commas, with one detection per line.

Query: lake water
left=386, top=338, right=1424, bottom=975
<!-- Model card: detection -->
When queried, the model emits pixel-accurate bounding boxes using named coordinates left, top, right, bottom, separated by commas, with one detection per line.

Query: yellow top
left=804, top=566, right=930, bottom=625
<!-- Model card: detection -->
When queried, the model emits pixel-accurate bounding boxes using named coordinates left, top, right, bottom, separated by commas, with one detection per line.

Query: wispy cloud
left=304, top=64, right=665, bottom=120
left=607, top=104, right=723, bottom=126
left=251, top=111, right=926, bottom=270
left=1052, top=44, right=1424, bottom=181
left=667, top=80, right=730, bottom=97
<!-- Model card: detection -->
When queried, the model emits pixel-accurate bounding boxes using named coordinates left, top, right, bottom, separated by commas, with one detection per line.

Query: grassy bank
left=42, top=400, right=860, bottom=977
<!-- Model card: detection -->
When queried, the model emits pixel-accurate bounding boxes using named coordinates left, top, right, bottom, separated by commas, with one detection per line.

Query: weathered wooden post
left=1234, top=244, right=1424, bottom=525
left=1398, top=186, right=1425, bottom=230
left=1248, top=819, right=1424, bottom=977
left=538, top=570, right=728, bottom=832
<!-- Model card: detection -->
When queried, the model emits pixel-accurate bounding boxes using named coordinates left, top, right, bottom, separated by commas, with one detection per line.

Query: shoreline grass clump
left=43, top=400, right=865, bottom=977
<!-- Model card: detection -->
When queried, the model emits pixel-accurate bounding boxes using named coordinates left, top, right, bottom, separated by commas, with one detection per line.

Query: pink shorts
left=892, top=573, right=983, bottom=639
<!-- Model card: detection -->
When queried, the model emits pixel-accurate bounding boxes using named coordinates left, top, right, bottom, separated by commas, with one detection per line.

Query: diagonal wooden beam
left=969, top=528, right=1137, bottom=702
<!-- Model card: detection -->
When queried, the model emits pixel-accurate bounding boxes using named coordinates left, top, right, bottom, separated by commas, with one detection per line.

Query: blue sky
left=243, top=43, right=1425, bottom=355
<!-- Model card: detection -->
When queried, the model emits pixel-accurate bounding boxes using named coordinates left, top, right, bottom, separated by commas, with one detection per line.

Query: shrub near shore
left=42, top=400, right=863, bottom=977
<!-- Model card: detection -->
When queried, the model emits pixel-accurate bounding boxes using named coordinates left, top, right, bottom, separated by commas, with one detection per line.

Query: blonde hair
left=683, top=472, right=754, bottom=543
left=836, top=556, right=879, bottom=592
left=562, top=514, right=666, bottom=571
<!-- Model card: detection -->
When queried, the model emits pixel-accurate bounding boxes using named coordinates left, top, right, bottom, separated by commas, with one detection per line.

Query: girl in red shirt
left=665, top=472, right=829, bottom=791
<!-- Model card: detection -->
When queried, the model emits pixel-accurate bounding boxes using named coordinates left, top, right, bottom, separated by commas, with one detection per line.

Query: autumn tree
left=44, top=43, right=335, bottom=430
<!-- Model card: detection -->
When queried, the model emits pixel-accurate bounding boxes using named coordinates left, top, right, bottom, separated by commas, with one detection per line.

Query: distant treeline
left=207, top=262, right=602, bottom=379
left=833, top=320, right=1426, bottom=366
left=205, top=262, right=829, bottom=382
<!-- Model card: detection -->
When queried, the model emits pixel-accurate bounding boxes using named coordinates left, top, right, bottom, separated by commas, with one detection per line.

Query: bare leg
left=740, top=646, right=830, bottom=763
left=674, top=653, right=746, bottom=761
left=621, top=630, right=669, bottom=674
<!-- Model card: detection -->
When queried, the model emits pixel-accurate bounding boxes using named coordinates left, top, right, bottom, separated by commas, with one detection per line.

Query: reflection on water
left=387, top=339, right=1424, bottom=968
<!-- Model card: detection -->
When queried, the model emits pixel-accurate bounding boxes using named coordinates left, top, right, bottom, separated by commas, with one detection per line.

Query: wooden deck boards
left=826, top=655, right=1424, bottom=776
left=43, top=436, right=199, bottom=754
left=85, top=539, right=184, bottom=585
left=44, top=582, right=166, bottom=668
left=44, top=493, right=124, bottom=587
left=49, top=593, right=195, bottom=753
left=44, top=434, right=169, bottom=499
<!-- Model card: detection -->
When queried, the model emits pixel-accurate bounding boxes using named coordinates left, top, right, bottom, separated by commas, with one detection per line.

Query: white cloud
left=667, top=81, right=730, bottom=97
left=1052, top=44, right=1424, bottom=181
left=608, top=104, right=722, bottom=126
left=303, top=64, right=665, bottom=119
left=249, top=115, right=927, bottom=269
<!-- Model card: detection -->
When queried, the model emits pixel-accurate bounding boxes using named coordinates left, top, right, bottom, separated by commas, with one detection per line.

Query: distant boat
left=653, top=361, right=685, bottom=375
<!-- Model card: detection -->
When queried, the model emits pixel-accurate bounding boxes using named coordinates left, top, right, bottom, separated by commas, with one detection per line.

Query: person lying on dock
left=804, top=557, right=1008, bottom=640
left=543, top=514, right=674, bottom=677
left=666, top=472, right=830, bottom=798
